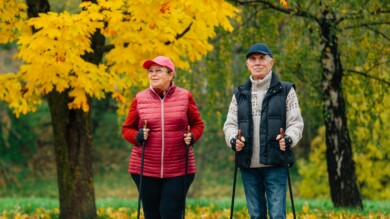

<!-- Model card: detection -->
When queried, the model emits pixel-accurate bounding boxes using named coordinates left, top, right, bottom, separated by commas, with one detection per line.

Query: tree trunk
left=47, top=91, right=97, bottom=219
left=26, top=0, right=105, bottom=218
left=319, top=9, right=363, bottom=209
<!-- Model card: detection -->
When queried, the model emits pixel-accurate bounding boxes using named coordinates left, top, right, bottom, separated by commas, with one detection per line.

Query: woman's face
left=148, top=64, right=174, bottom=91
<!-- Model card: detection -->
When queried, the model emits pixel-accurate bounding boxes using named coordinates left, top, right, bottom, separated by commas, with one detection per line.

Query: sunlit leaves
left=0, top=0, right=238, bottom=115
left=14, top=10, right=111, bottom=112
left=0, top=0, right=28, bottom=43
left=95, top=0, right=237, bottom=114
left=82, top=0, right=239, bottom=114
left=0, top=73, right=41, bottom=117
left=280, top=0, right=289, bottom=8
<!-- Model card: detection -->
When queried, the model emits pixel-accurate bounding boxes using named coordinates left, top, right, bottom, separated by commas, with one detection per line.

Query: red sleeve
left=122, top=97, right=139, bottom=145
left=187, top=92, right=204, bottom=143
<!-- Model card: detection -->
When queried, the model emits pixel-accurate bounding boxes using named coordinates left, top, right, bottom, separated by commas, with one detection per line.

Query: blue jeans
left=240, top=166, right=288, bottom=219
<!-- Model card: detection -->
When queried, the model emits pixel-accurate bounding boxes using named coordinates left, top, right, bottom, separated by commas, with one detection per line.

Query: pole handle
left=237, top=129, right=242, bottom=141
left=143, top=120, right=147, bottom=129
left=279, top=128, right=284, bottom=138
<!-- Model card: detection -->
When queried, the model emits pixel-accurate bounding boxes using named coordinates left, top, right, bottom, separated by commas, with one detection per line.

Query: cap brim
left=143, top=60, right=155, bottom=69
left=246, top=52, right=269, bottom=58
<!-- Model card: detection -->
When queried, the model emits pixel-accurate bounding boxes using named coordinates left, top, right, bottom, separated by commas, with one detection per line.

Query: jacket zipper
left=160, top=98, right=164, bottom=178
left=150, top=86, right=173, bottom=178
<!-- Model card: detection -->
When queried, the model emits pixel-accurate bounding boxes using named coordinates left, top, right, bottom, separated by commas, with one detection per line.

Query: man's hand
left=276, top=128, right=292, bottom=151
left=276, top=133, right=286, bottom=151
left=230, top=135, right=245, bottom=152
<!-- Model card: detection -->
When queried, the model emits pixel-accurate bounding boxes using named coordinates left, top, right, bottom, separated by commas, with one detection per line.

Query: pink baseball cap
left=143, top=56, right=175, bottom=72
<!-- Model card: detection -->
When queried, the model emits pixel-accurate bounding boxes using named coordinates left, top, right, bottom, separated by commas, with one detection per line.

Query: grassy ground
left=1, top=167, right=389, bottom=218
left=1, top=171, right=390, bottom=217
left=0, top=197, right=389, bottom=217
left=0, top=170, right=245, bottom=199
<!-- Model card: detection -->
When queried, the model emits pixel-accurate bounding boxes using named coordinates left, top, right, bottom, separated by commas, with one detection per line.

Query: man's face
left=246, top=53, right=274, bottom=80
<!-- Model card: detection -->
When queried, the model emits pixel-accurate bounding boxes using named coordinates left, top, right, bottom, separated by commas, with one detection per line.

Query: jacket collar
left=150, top=82, right=176, bottom=99
left=266, top=72, right=283, bottom=95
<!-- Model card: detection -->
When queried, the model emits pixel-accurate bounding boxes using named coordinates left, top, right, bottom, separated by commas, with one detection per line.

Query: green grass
left=0, top=197, right=388, bottom=216
left=1, top=171, right=389, bottom=217
left=0, top=170, right=242, bottom=199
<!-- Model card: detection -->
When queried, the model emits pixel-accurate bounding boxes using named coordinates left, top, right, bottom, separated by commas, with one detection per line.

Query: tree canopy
left=0, top=0, right=238, bottom=116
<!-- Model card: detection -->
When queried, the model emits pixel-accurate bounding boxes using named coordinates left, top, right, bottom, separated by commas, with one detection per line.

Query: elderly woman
left=122, top=56, right=204, bottom=219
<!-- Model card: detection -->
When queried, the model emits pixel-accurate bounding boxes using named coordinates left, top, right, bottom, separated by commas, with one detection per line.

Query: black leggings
left=131, top=174, right=195, bottom=219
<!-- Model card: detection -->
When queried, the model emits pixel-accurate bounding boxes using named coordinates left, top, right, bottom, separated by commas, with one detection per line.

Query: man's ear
left=245, top=60, right=250, bottom=68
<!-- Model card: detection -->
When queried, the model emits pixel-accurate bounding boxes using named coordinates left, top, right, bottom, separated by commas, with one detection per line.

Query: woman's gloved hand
left=136, top=128, right=149, bottom=144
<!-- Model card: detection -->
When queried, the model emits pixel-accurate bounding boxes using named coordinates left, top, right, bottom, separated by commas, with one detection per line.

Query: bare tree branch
left=102, top=22, right=193, bottom=52
left=101, top=44, right=114, bottom=53
left=344, top=21, right=390, bottom=29
left=364, top=26, right=390, bottom=41
left=337, top=8, right=390, bottom=24
left=211, top=6, right=262, bottom=44
left=165, top=22, right=193, bottom=45
left=229, top=0, right=319, bottom=23
left=345, top=60, right=390, bottom=86
left=342, top=21, right=390, bottom=41
left=345, top=70, right=390, bottom=86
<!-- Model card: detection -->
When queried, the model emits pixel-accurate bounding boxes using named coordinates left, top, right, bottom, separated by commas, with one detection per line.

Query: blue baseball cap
left=246, top=43, right=273, bottom=58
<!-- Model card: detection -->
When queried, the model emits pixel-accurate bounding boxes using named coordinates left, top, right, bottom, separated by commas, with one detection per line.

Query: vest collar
left=266, top=72, right=283, bottom=95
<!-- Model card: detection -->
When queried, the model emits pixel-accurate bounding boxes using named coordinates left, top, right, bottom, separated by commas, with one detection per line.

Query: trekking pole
left=137, top=120, right=147, bottom=219
left=230, top=129, right=241, bottom=219
left=280, top=128, right=296, bottom=219
left=183, top=125, right=191, bottom=219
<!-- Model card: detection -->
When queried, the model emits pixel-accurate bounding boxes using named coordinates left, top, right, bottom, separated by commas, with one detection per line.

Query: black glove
left=189, top=133, right=194, bottom=146
left=136, top=128, right=145, bottom=145
left=185, top=132, right=195, bottom=146
left=284, top=135, right=293, bottom=149
left=230, top=136, right=238, bottom=152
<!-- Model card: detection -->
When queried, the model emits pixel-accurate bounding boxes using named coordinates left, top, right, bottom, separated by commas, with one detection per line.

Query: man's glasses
left=148, top=68, right=167, bottom=74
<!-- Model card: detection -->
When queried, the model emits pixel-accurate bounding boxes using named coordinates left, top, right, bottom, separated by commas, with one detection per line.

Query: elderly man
left=223, top=43, right=304, bottom=219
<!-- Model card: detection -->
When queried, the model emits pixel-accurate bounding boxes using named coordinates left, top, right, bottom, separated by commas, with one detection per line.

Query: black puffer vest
left=234, top=73, right=294, bottom=168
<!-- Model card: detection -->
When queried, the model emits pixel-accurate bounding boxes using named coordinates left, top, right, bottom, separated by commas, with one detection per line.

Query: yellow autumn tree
left=0, top=0, right=238, bottom=218
left=1, top=0, right=238, bottom=115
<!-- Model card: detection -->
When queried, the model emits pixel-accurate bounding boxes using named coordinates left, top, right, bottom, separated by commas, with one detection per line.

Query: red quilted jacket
left=122, top=85, right=204, bottom=178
